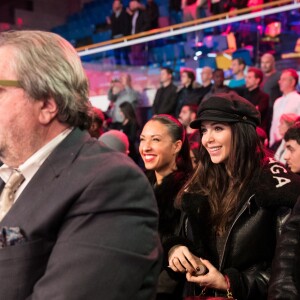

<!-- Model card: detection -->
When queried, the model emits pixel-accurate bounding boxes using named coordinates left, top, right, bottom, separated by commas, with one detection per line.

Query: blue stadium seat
left=232, top=49, right=252, bottom=66
left=198, top=56, right=217, bottom=69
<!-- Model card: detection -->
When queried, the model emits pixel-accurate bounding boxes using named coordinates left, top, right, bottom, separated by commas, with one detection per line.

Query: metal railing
left=76, top=0, right=300, bottom=57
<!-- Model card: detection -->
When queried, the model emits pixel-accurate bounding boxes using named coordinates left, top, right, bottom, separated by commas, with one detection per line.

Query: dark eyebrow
left=140, top=134, right=162, bottom=138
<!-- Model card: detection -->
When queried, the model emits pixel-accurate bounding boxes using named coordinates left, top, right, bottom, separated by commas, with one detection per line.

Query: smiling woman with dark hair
left=139, top=114, right=193, bottom=299
left=165, top=92, right=300, bottom=300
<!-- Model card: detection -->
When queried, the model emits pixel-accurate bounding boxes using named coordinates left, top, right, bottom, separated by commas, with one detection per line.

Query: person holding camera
left=107, top=73, right=139, bottom=130
left=165, top=92, right=300, bottom=299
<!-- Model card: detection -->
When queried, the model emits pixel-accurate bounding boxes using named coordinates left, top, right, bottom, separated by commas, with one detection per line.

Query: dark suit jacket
left=236, top=87, right=270, bottom=132
left=110, top=8, right=131, bottom=38
left=0, top=128, right=161, bottom=300
left=133, top=10, right=151, bottom=34
left=152, top=83, right=177, bottom=116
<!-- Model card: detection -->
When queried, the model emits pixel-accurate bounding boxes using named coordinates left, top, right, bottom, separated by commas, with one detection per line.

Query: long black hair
left=119, top=101, right=139, bottom=128
left=177, top=122, right=267, bottom=235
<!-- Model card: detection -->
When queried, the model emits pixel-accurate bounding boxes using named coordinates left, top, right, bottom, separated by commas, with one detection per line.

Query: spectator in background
left=269, top=69, right=300, bottom=147
left=99, top=129, right=130, bottom=155
left=175, top=69, right=199, bottom=117
left=238, top=67, right=269, bottom=132
left=153, top=67, right=178, bottom=116
left=181, top=0, right=209, bottom=41
left=260, top=53, right=282, bottom=106
left=228, top=57, right=246, bottom=88
left=120, top=101, right=140, bottom=163
left=139, top=114, right=193, bottom=300
left=127, top=0, right=151, bottom=65
left=283, top=122, right=300, bottom=174
left=194, top=66, right=213, bottom=106
left=107, top=0, right=131, bottom=65
left=88, top=107, right=105, bottom=138
left=202, top=69, right=231, bottom=103
left=178, top=104, right=200, bottom=143
left=146, top=0, right=160, bottom=29
left=273, top=113, right=299, bottom=164
left=107, top=0, right=131, bottom=38
left=260, top=53, right=282, bottom=136
left=107, top=74, right=139, bottom=129
left=189, top=141, right=200, bottom=169
left=128, top=0, right=151, bottom=34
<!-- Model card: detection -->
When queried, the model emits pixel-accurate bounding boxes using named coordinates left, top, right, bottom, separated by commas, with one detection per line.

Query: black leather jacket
left=268, top=196, right=300, bottom=300
left=164, top=158, right=300, bottom=300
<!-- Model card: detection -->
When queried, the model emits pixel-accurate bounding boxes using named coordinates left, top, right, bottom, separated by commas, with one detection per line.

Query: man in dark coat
left=128, top=0, right=152, bottom=65
left=0, top=30, right=161, bottom=300
left=153, top=67, right=178, bottom=116
left=175, top=69, right=200, bottom=118
left=193, top=66, right=213, bottom=107
left=237, top=67, right=270, bottom=132
left=107, top=0, right=131, bottom=65
left=108, top=0, right=131, bottom=39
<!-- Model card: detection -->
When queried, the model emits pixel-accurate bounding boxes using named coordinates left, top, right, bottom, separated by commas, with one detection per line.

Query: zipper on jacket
left=219, top=194, right=255, bottom=271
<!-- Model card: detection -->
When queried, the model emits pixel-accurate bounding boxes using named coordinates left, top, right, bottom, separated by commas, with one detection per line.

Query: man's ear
left=38, top=98, right=59, bottom=125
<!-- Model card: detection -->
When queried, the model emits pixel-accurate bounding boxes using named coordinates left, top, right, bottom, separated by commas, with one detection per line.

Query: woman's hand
left=168, top=245, right=201, bottom=275
left=186, top=258, right=228, bottom=291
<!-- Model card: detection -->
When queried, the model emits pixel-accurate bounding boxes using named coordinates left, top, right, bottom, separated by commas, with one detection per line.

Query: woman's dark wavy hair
left=119, top=101, right=139, bottom=128
left=150, top=114, right=193, bottom=174
left=176, top=122, right=268, bottom=235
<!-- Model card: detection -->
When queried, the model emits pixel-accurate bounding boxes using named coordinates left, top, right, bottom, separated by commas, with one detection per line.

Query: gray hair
left=0, top=30, right=91, bottom=129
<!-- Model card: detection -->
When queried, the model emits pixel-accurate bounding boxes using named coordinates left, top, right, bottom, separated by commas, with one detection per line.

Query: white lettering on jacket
left=268, top=158, right=291, bottom=188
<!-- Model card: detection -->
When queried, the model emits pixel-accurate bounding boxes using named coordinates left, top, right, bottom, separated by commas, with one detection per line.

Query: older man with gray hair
left=0, top=30, right=161, bottom=300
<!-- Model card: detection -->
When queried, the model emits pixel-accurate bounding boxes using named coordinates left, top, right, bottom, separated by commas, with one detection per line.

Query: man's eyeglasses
left=0, top=80, right=21, bottom=88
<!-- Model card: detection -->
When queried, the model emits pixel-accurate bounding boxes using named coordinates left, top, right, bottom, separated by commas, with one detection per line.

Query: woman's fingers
left=168, top=246, right=197, bottom=273
left=186, top=271, right=206, bottom=286
left=171, top=256, right=186, bottom=273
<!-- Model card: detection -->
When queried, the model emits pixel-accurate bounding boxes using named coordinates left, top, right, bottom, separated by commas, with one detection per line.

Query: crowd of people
left=86, top=48, right=300, bottom=299
left=107, top=0, right=275, bottom=39
left=105, top=0, right=285, bottom=65
left=85, top=47, right=300, bottom=299
left=97, top=52, right=300, bottom=170
left=1, top=28, right=300, bottom=300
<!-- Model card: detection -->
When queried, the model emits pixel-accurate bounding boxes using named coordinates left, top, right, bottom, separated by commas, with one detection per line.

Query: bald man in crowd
left=260, top=53, right=282, bottom=105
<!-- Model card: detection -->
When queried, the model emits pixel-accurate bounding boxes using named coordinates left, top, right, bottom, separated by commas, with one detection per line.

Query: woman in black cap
left=165, top=92, right=300, bottom=299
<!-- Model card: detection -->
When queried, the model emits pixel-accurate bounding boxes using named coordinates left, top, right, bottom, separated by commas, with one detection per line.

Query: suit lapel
left=0, top=129, right=91, bottom=227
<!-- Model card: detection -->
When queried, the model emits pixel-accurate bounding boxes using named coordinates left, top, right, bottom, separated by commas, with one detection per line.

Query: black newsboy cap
left=190, top=92, right=261, bottom=128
